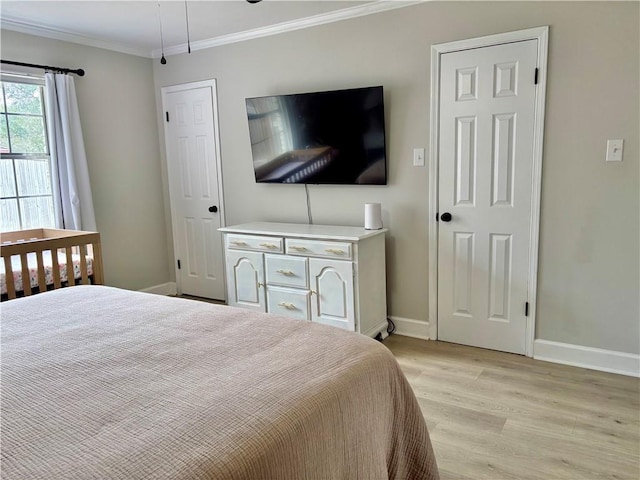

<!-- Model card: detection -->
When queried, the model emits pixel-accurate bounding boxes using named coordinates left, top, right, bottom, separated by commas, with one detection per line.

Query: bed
left=0, top=228, right=104, bottom=300
left=1, top=286, right=439, bottom=479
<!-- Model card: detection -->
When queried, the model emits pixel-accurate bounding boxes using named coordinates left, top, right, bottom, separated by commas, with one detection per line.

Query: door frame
left=428, top=26, right=549, bottom=357
left=161, top=79, right=226, bottom=298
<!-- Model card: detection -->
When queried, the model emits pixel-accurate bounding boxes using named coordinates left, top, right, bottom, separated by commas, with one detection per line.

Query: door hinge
left=534, top=68, right=539, bottom=85
left=525, top=301, right=529, bottom=316
left=177, top=259, right=181, bottom=270
left=166, top=111, right=170, bottom=122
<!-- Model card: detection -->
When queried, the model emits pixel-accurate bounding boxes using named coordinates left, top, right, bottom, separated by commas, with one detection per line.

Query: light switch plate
left=413, top=148, right=425, bottom=167
left=606, top=139, right=624, bottom=162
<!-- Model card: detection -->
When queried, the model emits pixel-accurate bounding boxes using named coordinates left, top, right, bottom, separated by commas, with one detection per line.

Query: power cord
left=304, top=184, right=313, bottom=224
left=374, top=318, right=396, bottom=343
left=386, top=317, right=396, bottom=335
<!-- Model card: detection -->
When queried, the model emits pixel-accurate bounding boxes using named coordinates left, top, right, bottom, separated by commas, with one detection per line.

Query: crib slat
left=3, top=255, right=16, bottom=300
left=79, top=244, right=89, bottom=285
left=35, top=250, right=47, bottom=292
left=52, top=249, right=62, bottom=289
left=20, top=253, right=31, bottom=297
left=65, top=247, right=75, bottom=286
left=91, top=241, right=104, bottom=285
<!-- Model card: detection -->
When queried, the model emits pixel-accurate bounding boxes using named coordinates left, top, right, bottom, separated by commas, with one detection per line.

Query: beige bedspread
left=1, top=286, right=438, bottom=479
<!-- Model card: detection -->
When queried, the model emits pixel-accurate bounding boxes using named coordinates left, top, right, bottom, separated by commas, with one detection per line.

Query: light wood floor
left=384, top=335, right=640, bottom=480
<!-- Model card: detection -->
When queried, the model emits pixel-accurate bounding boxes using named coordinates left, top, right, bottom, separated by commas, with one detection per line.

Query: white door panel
left=438, top=40, right=538, bottom=354
left=163, top=83, right=225, bottom=300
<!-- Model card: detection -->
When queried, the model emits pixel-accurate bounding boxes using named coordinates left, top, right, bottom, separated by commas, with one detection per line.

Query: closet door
left=437, top=40, right=539, bottom=355
left=162, top=81, right=225, bottom=300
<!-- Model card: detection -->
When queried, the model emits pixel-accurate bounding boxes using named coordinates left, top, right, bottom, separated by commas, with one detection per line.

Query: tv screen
left=246, top=86, right=386, bottom=185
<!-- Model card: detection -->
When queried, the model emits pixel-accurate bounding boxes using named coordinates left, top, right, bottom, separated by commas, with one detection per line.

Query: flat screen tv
left=246, top=86, right=386, bottom=185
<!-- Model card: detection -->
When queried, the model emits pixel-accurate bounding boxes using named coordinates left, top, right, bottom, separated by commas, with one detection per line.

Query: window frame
left=1, top=73, right=55, bottom=231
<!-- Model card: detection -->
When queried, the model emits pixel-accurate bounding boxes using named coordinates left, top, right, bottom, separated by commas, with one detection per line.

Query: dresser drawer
left=265, top=254, right=309, bottom=289
left=266, top=286, right=310, bottom=321
left=285, top=238, right=352, bottom=260
left=226, top=234, right=283, bottom=253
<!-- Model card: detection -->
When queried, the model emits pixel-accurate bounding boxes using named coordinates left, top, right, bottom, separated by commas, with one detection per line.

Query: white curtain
left=44, top=72, right=96, bottom=231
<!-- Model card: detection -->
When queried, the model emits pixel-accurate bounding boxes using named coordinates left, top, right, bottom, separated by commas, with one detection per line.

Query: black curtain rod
left=1, top=60, right=85, bottom=77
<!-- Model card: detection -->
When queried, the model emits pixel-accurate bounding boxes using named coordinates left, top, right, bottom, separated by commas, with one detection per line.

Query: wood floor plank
left=416, top=396, right=507, bottom=434
left=384, top=335, right=640, bottom=480
left=478, top=366, right=639, bottom=410
left=506, top=415, right=640, bottom=457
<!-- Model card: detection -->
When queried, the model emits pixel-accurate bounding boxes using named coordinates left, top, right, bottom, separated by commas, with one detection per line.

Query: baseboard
left=362, top=319, right=389, bottom=339
left=388, top=316, right=431, bottom=340
left=140, top=282, right=177, bottom=296
left=534, top=339, right=640, bottom=378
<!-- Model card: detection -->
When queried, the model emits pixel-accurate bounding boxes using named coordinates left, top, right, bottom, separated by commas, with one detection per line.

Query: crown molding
left=154, top=0, right=424, bottom=58
left=0, top=1, right=424, bottom=60
left=1, top=17, right=151, bottom=58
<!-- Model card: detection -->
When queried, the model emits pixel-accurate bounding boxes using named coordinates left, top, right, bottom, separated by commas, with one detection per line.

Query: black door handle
left=208, top=205, right=218, bottom=213
left=440, top=212, right=452, bottom=222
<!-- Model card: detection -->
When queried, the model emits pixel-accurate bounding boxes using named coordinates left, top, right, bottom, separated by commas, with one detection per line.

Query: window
left=0, top=76, right=55, bottom=232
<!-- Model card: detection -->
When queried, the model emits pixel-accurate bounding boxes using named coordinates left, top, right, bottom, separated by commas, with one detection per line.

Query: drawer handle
left=278, top=302, right=297, bottom=310
left=276, top=269, right=295, bottom=276
left=325, top=248, right=345, bottom=255
left=260, top=243, right=279, bottom=249
left=230, top=240, right=248, bottom=246
left=290, top=246, right=308, bottom=252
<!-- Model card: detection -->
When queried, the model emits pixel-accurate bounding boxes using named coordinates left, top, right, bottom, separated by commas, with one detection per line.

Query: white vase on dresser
left=219, top=222, right=388, bottom=338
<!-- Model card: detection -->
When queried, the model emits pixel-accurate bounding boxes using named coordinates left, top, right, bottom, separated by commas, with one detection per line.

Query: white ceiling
left=0, top=1, right=420, bottom=59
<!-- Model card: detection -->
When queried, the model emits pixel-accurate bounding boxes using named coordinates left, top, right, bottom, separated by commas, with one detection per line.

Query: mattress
left=1, top=285, right=439, bottom=480
left=0, top=251, right=94, bottom=294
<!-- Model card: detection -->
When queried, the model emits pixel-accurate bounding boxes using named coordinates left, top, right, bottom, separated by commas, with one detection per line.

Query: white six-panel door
left=162, top=82, right=225, bottom=300
left=437, top=40, right=538, bottom=354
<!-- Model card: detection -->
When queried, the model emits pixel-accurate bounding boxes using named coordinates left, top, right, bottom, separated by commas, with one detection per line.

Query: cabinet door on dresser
left=309, top=258, right=355, bottom=331
left=225, top=250, right=265, bottom=311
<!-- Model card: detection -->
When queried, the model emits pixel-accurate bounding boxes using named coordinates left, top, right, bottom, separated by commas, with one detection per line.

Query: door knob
left=208, top=205, right=218, bottom=213
left=440, top=212, right=452, bottom=222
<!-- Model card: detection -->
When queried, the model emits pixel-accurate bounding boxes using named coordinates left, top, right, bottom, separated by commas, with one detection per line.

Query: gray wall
left=153, top=1, right=639, bottom=354
left=1, top=30, right=170, bottom=290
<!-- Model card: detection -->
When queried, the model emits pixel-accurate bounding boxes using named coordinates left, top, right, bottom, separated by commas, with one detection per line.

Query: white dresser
left=219, top=222, right=388, bottom=338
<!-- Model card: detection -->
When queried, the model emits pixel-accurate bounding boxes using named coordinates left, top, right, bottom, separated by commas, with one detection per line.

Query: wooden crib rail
left=1, top=229, right=104, bottom=300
